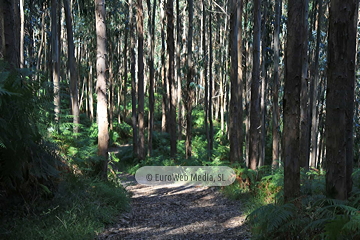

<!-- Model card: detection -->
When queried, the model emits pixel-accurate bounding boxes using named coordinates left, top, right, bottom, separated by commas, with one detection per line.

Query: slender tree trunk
left=129, top=0, right=138, bottom=157
left=122, top=24, right=129, bottom=122
left=185, top=0, right=194, bottom=159
left=161, top=0, right=167, bottom=133
left=0, top=1, right=3, bottom=57
left=283, top=0, right=308, bottom=202
left=108, top=59, right=114, bottom=130
left=309, top=0, right=322, bottom=168
left=89, top=63, right=94, bottom=122
left=95, top=0, right=109, bottom=179
left=229, top=0, right=242, bottom=164
left=176, top=0, right=182, bottom=140
left=20, top=0, right=24, bottom=68
left=326, top=0, right=358, bottom=200
left=249, top=0, right=261, bottom=170
left=218, top=13, right=226, bottom=133
left=259, top=0, right=267, bottom=168
left=136, top=0, right=145, bottom=160
left=63, top=0, right=80, bottom=134
left=209, top=2, right=214, bottom=153
left=299, top=1, right=310, bottom=169
left=27, top=0, right=35, bottom=69
left=146, top=0, right=156, bottom=156
left=203, top=0, right=209, bottom=157
left=167, top=0, right=177, bottom=157
left=36, top=4, right=46, bottom=82
left=272, top=0, right=281, bottom=168
left=244, top=0, right=251, bottom=166
left=237, top=0, right=243, bottom=161
left=51, top=0, right=61, bottom=125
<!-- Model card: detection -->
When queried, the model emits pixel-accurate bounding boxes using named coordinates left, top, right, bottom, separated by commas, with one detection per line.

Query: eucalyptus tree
left=229, top=0, right=242, bottom=164
left=283, top=0, right=308, bottom=202
left=309, top=0, right=323, bottom=168
left=51, top=0, right=60, bottom=124
left=185, top=0, right=194, bottom=158
left=249, top=0, right=261, bottom=170
left=137, top=0, right=145, bottom=160
left=63, top=0, right=80, bottom=134
left=325, top=0, right=358, bottom=200
left=167, top=0, right=177, bottom=157
left=272, top=0, right=281, bottom=168
left=146, top=0, right=156, bottom=156
left=95, top=0, right=109, bottom=179
left=0, top=0, right=19, bottom=67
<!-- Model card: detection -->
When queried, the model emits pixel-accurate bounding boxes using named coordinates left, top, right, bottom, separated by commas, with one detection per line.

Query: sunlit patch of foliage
left=245, top=167, right=360, bottom=239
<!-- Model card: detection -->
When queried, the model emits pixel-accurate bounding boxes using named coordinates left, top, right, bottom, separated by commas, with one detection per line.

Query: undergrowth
left=0, top=174, right=129, bottom=240
left=222, top=165, right=360, bottom=239
left=0, top=61, right=130, bottom=239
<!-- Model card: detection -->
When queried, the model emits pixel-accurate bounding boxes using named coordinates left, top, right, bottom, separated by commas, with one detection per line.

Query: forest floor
left=97, top=172, right=251, bottom=239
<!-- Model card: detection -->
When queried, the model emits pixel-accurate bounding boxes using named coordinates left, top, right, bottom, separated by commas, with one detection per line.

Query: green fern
left=0, top=60, right=62, bottom=198
left=246, top=203, right=298, bottom=239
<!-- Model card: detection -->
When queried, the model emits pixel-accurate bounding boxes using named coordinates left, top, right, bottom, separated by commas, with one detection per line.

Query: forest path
left=98, top=173, right=251, bottom=239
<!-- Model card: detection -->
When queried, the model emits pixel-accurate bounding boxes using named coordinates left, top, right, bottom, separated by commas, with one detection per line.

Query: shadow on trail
left=98, top=173, right=250, bottom=240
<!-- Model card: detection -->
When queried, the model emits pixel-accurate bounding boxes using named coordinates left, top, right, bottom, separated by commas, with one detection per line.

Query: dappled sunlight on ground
left=98, top=174, right=250, bottom=239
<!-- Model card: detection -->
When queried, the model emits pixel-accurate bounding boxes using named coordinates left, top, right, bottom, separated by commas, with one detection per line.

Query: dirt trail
left=98, top=173, right=251, bottom=239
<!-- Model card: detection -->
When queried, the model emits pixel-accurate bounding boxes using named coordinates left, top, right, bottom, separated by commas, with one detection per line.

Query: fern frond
left=266, top=203, right=297, bottom=232
left=302, top=217, right=331, bottom=232
left=342, top=215, right=360, bottom=232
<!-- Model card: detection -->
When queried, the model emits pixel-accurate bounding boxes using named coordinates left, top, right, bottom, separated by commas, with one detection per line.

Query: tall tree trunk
left=108, top=59, right=114, bottom=131
left=63, top=0, right=80, bottom=134
left=309, top=0, right=322, bottom=168
left=161, top=0, right=167, bottom=133
left=0, top=0, right=19, bottom=68
left=36, top=4, right=46, bottom=82
left=20, top=0, right=24, bottom=68
left=209, top=2, right=214, bottom=153
left=229, top=0, right=242, bottom=164
left=259, top=0, right=267, bottom=168
left=272, top=0, right=281, bottom=168
left=236, top=0, right=243, bottom=161
left=299, top=1, right=310, bottom=169
left=176, top=0, right=182, bottom=140
left=129, top=0, right=138, bottom=157
left=146, top=0, right=156, bottom=156
left=203, top=0, right=209, bottom=157
left=122, top=24, right=128, bottom=122
left=249, top=0, right=261, bottom=170
left=51, top=0, right=61, bottom=125
left=283, top=0, right=308, bottom=202
left=136, top=0, right=145, bottom=160
left=244, top=0, right=251, bottom=166
left=0, top=1, right=3, bottom=57
left=326, top=0, right=358, bottom=200
left=89, top=63, right=94, bottom=122
left=167, top=0, right=177, bottom=157
left=185, top=0, right=194, bottom=159
left=95, top=0, right=109, bottom=179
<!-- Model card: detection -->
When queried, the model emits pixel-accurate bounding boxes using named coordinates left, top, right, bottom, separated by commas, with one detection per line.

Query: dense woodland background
left=1, top=0, right=360, bottom=239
